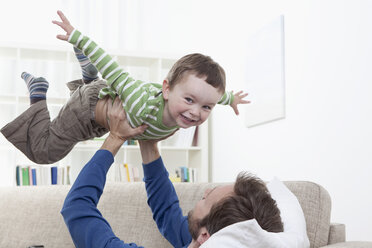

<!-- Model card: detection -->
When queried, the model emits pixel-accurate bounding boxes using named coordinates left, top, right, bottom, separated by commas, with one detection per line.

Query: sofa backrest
left=0, top=181, right=332, bottom=248
left=0, top=185, right=72, bottom=247
left=284, top=181, right=332, bottom=248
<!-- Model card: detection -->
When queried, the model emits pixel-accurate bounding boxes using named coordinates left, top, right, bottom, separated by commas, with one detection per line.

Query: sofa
left=0, top=181, right=371, bottom=248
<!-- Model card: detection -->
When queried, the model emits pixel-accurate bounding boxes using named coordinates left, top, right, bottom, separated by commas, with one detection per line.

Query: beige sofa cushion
left=0, top=185, right=71, bottom=247
left=285, top=181, right=332, bottom=248
left=0, top=181, right=332, bottom=248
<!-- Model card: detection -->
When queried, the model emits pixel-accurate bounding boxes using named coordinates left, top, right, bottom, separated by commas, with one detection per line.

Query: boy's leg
left=21, top=72, right=49, bottom=105
left=73, top=47, right=98, bottom=84
left=1, top=100, right=62, bottom=164
left=1, top=78, right=108, bottom=164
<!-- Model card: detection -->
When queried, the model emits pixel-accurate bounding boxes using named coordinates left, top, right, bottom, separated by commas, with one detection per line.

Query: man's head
left=188, top=172, right=283, bottom=245
left=162, top=53, right=226, bottom=128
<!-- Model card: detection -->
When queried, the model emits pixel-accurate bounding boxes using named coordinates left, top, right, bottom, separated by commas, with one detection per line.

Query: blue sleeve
left=143, top=157, right=192, bottom=248
left=61, top=150, right=144, bottom=248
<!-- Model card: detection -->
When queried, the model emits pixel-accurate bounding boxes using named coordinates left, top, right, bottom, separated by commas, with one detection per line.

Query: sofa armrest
left=328, top=223, right=345, bottom=244
left=320, top=241, right=372, bottom=248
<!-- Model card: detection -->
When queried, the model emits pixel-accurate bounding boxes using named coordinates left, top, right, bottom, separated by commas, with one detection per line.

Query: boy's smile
left=162, top=73, right=223, bottom=128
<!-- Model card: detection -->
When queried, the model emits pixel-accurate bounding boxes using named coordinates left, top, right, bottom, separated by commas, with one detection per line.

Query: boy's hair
left=166, top=53, right=226, bottom=93
left=189, top=172, right=283, bottom=239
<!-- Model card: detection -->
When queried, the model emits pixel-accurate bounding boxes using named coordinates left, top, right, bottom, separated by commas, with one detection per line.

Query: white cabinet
left=0, top=45, right=209, bottom=186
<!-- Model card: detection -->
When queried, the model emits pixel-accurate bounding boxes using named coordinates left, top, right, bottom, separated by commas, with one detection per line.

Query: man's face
left=188, top=185, right=234, bottom=239
left=162, top=73, right=223, bottom=128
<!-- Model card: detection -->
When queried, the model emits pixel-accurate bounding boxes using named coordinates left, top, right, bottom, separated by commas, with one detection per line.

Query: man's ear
left=162, top=79, right=170, bottom=100
left=196, top=227, right=210, bottom=245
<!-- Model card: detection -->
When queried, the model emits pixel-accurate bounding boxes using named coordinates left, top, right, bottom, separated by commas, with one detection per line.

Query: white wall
left=141, top=0, right=372, bottom=241
left=209, top=0, right=372, bottom=242
left=1, top=0, right=371, bottom=241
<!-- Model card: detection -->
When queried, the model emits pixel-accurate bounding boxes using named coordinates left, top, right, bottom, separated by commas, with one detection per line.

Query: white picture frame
left=245, top=15, right=285, bottom=127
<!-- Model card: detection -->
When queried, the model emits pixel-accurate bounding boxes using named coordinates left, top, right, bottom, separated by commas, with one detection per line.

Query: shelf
left=160, top=146, right=202, bottom=151
left=24, top=96, right=68, bottom=105
left=0, top=43, right=181, bottom=63
left=20, top=48, right=67, bottom=62
left=0, top=95, right=17, bottom=102
left=0, top=145, right=13, bottom=150
left=0, top=47, right=17, bottom=58
left=73, top=143, right=201, bottom=151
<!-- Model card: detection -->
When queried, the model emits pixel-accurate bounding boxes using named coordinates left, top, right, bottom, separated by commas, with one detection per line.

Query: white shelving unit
left=0, top=44, right=209, bottom=186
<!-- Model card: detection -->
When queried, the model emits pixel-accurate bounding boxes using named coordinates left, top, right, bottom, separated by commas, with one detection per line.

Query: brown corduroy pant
left=1, top=79, right=108, bottom=164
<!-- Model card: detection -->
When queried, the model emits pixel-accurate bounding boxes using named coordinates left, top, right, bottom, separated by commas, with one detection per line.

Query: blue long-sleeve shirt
left=61, top=149, right=192, bottom=248
left=143, top=154, right=191, bottom=248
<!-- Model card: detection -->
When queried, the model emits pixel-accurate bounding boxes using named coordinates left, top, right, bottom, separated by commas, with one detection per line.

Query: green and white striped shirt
left=68, top=29, right=233, bottom=140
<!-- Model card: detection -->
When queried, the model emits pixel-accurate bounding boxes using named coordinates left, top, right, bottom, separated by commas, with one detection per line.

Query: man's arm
left=139, top=140, right=192, bottom=248
left=61, top=150, right=134, bottom=248
left=61, top=97, right=147, bottom=248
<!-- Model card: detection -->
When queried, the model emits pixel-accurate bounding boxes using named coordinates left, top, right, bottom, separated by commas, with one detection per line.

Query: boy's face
left=162, top=73, right=223, bottom=128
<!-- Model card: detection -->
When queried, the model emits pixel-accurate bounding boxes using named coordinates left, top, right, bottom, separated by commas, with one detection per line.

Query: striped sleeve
left=218, top=91, right=234, bottom=105
left=68, top=29, right=146, bottom=111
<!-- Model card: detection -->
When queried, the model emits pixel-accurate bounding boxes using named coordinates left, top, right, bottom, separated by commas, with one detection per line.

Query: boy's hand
left=52, top=10, right=74, bottom=41
left=230, top=90, right=250, bottom=115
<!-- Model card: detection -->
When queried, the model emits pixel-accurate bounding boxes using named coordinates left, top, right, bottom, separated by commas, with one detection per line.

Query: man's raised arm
left=61, top=97, right=147, bottom=248
left=139, top=139, right=192, bottom=248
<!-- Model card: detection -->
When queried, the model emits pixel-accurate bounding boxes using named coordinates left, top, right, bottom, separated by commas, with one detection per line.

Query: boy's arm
left=139, top=140, right=192, bottom=248
left=218, top=90, right=250, bottom=115
left=53, top=10, right=146, bottom=103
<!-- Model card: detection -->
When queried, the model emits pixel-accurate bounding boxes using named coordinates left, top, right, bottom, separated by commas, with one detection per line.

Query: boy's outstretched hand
left=230, top=90, right=250, bottom=115
left=52, top=10, right=74, bottom=41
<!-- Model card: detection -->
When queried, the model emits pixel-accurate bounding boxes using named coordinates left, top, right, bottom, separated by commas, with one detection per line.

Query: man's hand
left=101, top=97, right=147, bottom=156
left=230, top=90, right=250, bottom=115
left=52, top=10, right=74, bottom=41
left=107, top=97, right=147, bottom=141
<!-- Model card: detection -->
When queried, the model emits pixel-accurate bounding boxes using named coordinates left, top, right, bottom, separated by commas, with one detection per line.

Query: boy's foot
left=73, top=46, right=98, bottom=84
left=21, top=72, right=49, bottom=105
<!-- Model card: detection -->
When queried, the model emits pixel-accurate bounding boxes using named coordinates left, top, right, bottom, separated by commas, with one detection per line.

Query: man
left=61, top=97, right=283, bottom=248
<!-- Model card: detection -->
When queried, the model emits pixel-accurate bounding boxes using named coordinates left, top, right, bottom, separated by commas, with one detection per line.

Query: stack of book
left=15, top=165, right=70, bottom=186
left=107, top=163, right=140, bottom=182
left=170, top=166, right=197, bottom=183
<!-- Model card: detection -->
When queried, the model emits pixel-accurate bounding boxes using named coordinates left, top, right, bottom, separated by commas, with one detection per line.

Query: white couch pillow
left=266, top=177, right=310, bottom=248
left=201, top=177, right=310, bottom=248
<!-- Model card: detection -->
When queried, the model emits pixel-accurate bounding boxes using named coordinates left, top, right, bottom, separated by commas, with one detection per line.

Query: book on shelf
left=51, top=166, right=58, bottom=185
left=21, top=167, right=29, bottom=186
left=28, top=167, right=33, bottom=186
left=31, top=168, right=37, bottom=186
left=65, top=166, right=71, bottom=185
left=15, top=164, right=71, bottom=186
left=16, top=165, right=21, bottom=186
left=91, top=137, right=138, bottom=146
left=57, top=167, right=64, bottom=185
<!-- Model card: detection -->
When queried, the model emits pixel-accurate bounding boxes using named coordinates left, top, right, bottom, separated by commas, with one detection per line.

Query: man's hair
left=190, top=172, right=283, bottom=239
left=166, top=53, right=226, bottom=93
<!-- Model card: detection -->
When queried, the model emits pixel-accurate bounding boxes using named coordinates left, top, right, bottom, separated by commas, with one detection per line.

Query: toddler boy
left=0, top=11, right=249, bottom=164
